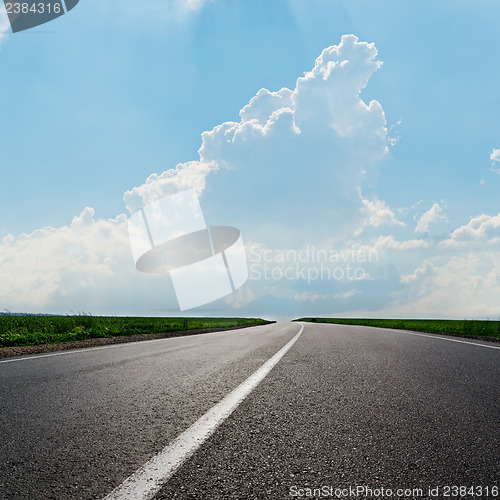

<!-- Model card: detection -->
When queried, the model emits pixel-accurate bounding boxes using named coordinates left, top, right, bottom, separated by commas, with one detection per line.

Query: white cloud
left=0, top=208, right=174, bottom=314
left=333, top=290, right=356, bottom=299
left=239, top=88, right=293, bottom=124
left=123, top=161, right=217, bottom=213
left=400, top=260, right=435, bottom=284
left=490, top=148, right=500, bottom=173
left=200, top=35, right=389, bottom=243
left=0, top=6, right=9, bottom=47
left=294, top=291, right=329, bottom=302
left=3, top=35, right=394, bottom=314
left=415, top=203, right=448, bottom=233
left=390, top=252, right=500, bottom=318
left=356, top=194, right=405, bottom=234
left=8, top=35, right=500, bottom=319
left=185, top=0, right=212, bottom=9
left=335, top=210, right=500, bottom=318
left=0, top=209, right=124, bottom=310
left=127, top=35, right=391, bottom=246
left=338, top=248, right=500, bottom=320
left=368, top=235, right=429, bottom=252
left=443, top=213, right=500, bottom=246
left=293, top=290, right=357, bottom=302
left=291, top=35, right=385, bottom=144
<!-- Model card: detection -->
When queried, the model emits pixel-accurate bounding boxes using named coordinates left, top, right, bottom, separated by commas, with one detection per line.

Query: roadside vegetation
left=295, top=318, right=500, bottom=339
left=0, top=314, right=272, bottom=348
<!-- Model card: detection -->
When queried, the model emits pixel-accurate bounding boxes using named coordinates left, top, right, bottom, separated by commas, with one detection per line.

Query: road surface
left=0, top=322, right=498, bottom=499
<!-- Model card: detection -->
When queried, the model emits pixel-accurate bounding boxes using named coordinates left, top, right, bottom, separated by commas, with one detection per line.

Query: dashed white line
left=103, top=324, right=304, bottom=500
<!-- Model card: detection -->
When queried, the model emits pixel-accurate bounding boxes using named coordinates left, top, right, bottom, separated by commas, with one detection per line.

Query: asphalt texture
left=1, top=323, right=499, bottom=499
left=0, top=323, right=296, bottom=499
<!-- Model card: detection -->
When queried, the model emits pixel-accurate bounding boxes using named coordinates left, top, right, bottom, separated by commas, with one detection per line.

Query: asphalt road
left=0, top=323, right=499, bottom=499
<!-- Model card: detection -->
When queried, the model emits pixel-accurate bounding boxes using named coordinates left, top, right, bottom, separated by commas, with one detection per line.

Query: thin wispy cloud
left=415, top=203, right=448, bottom=234
left=491, top=148, right=500, bottom=173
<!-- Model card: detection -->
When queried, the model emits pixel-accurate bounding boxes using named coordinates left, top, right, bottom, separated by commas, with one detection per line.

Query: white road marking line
left=0, top=343, right=147, bottom=364
left=0, top=326, right=262, bottom=364
left=103, top=324, right=304, bottom=500
left=0, top=336, right=194, bottom=364
left=389, top=329, right=500, bottom=349
left=350, top=325, right=500, bottom=350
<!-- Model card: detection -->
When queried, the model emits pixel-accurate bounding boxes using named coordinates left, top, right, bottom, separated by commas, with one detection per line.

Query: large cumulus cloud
left=0, top=209, right=176, bottom=314
left=127, top=35, right=392, bottom=244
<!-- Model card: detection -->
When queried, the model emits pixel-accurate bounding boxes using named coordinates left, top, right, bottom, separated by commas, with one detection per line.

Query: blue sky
left=1, top=0, right=500, bottom=318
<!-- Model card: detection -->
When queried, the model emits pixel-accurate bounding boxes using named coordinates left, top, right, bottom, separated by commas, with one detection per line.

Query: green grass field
left=0, top=315, right=272, bottom=348
left=294, top=318, right=500, bottom=339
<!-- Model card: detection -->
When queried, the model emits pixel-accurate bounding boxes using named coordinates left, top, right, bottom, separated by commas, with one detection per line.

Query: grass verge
left=0, top=315, right=273, bottom=348
left=294, top=317, right=500, bottom=339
